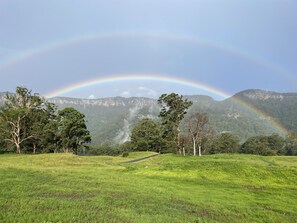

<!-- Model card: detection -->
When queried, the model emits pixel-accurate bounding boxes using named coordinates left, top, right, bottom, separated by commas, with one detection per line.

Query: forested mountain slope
left=1, top=90, right=297, bottom=145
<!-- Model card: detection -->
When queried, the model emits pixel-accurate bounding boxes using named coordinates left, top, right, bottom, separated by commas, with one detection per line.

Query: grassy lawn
left=0, top=152, right=296, bottom=223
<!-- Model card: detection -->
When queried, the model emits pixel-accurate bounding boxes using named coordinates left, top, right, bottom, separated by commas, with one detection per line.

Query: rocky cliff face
left=233, top=89, right=297, bottom=101
left=48, top=96, right=157, bottom=107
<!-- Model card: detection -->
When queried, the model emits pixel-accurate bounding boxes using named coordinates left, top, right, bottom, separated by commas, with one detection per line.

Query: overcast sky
left=0, top=0, right=296, bottom=99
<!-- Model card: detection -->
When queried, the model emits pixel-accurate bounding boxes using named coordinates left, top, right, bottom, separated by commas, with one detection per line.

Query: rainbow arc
left=45, top=73, right=288, bottom=136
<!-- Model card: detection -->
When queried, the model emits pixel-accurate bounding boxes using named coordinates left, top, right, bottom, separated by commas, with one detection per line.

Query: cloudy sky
left=0, top=0, right=296, bottom=100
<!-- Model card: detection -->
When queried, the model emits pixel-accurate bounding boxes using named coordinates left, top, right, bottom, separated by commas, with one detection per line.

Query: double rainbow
left=0, top=32, right=290, bottom=135
left=44, top=73, right=288, bottom=136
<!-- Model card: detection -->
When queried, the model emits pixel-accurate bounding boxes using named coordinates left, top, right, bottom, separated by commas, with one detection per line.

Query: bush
left=122, top=152, right=129, bottom=157
left=86, top=144, right=121, bottom=156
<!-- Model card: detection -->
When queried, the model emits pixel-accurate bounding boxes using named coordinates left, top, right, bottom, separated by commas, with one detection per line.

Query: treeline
left=125, top=93, right=297, bottom=156
left=128, top=118, right=297, bottom=156
left=0, top=87, right=91, bottom=154
left=2, top=89, right=296, bottom=157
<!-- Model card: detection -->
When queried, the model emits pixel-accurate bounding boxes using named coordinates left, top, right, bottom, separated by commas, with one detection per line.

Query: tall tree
left=28, top=102, right=57, bottom=153
left=0, top=87, right=43, bottom=153
left=130, top=118, right=163, bottom=152
left=185, top=112, right=213, bottom=156
left=158, top=93, right=192, bottom=154
left=57, top=107, right=91, bottom=154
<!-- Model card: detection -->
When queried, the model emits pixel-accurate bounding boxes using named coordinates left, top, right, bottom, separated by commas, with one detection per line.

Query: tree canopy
left=158, top=93, right=192, bottom=154
left=0, top=87, right=49, bottom=153
left=0, top=87, right=91, bottom=154
left=130, top=118, right=163, bottom=152
left=57, top=107, right=91, bottom=155
left=208, top=132, right=240, bottom=154
left=241, top=134, right=285, bottom=156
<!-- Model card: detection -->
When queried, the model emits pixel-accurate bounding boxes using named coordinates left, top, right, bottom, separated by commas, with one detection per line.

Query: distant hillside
left=1, top=90, right=297, bottom=144
left=48, top=96, right=160, bottom=145
left=232, top=89, right=297, bottom=133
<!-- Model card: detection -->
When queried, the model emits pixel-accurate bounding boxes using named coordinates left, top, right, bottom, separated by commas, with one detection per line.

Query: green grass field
left=0, top=152, right=296, bottom=223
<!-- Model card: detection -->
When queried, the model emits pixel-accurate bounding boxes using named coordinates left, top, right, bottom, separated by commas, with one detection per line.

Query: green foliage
left=158, top=93, right=192, bottom=153
left=27, top=101, right=58, bottom=153
left=87, top=144, right=122, bottom=156
left=118, top=141, right=133, bottom=152
left=0, top=87, right=55, bottom=153
left=122, top=152, right=129, bottom=157
left=130, top=118, right=163, bottom=152
left=57, top=107, right=91, bottom=154
left=208, top=132, right=240, bottom=154
left=267, top=133, right=286, bottom=155
left=241, top=134, right=285, bottom=156
left=0, top=87, right=92, bottom=154
left=284, top=133, right=297, bottom=155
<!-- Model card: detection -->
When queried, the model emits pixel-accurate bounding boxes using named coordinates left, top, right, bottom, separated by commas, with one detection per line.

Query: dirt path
left=120, top=153, right=160, bottom=164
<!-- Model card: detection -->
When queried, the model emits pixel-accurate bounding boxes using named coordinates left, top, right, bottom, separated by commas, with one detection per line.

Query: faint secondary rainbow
left=45, top=73, right=288, bottom=135
left=0, top=32, right=295, bottom=81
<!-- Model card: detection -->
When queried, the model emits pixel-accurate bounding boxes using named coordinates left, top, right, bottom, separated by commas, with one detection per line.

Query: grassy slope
left=0, top=153, right=296, bottom=223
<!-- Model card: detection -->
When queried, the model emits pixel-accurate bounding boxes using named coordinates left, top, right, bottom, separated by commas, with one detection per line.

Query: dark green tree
left=57, top=107, right=91, bottom=155
left=241, top=136, right=268, bottom=155
left=158, top=93, right=192, bottom=154
left=28, top=102, right=57, bottom=153
left=130, top=118, right=163, bottom=152
left=209, top=132, right=240, bottom=154
left=40, top=118, right=60, bottom=153
left=284, top=133, right=297, bottom=156
left=267, top=134, right=285, bottom=155
left=241, top=134, right=286, bottom=156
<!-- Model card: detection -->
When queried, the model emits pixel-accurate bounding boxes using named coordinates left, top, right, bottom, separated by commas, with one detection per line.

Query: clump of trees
left=130, top=94, right=216, bottom=156
left=0, top=87, right=91, bottom=154
left=129, top=92, right=297, bottom=157
left=207, top=132, right=240, bottom=154
left=130, top=118, right=163, bottom=152
left=185, top=112, right=213, bottom=156
left=240, top=134, right=291, bottom=156
left=130, top=93, right=193, bottom=154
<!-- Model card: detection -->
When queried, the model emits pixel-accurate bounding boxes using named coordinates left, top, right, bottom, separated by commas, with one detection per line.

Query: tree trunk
left=198, top=145, right=202, bottom=157
left=193, top=138, right=196, bottom=156
left=33, top=143, right=36, bottom=154
left=182, top=146, right=185, bottom=156
left=16, top=143, right=21, bottom=154
left=63, top=147, right=69, bottom=153
left=176, top=127, right=181, bottom=155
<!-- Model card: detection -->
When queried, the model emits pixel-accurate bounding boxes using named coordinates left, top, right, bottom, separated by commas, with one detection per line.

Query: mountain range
left=1, top=89, right=297, bottom=145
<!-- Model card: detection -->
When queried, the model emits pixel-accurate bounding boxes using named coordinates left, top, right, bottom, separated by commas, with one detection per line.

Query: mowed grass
left=0, top=152, right=296, bottom=223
